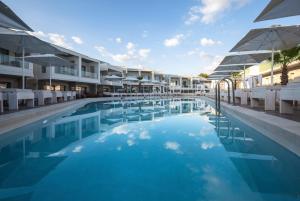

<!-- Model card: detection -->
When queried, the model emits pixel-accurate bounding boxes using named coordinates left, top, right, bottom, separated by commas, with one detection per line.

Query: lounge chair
left=52, top=91, right=64, bottom=103
left=235, top=89, right=249, bottom=105
left=0, top=92, right=3, bottom=113
left=249, top=86, right=280, bottom=111
left=34, top=90, right=53, bottom=106
left=0, top=88, right=35, bottom=111
left=63, top=91, right=72, bottom=101
left=279, top=79, right=300, bottom=114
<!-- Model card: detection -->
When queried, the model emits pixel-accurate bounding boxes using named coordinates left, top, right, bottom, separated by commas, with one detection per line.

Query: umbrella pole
left=243, top=65, right=246, bottom=89
left=22, top=47, right=25, bottom=89
left=49, top=65, right=52, bottom=90
left=271, top=48, right=274, bottom=86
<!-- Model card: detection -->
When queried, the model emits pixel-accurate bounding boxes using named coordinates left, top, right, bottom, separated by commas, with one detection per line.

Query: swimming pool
left=0, top=98, right=300, bottom=201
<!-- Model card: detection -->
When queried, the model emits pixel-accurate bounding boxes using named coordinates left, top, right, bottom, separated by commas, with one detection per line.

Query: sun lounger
left=0, top=92, right=3, bottom=113
left=279, top=80, right=300, bottom=114
left=235, top=89, right=249, bottom=105
left=249, top=87, right=279, bottom=111
left=52, top=91, right=64, bottom=103
left=0, top=88, right=35, bottom=111
left=63, top=91, right=72, bottom=101
left=34, top=90, right=53, bottom=106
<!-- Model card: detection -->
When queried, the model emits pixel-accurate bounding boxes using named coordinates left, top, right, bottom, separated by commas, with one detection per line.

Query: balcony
left=81, top=71, right=98, bottom=79
left=0, top=54, right=31, bottom=69
left=55, top=66, right=78, bottom=76
left=0, top=54, right=33, bottom=77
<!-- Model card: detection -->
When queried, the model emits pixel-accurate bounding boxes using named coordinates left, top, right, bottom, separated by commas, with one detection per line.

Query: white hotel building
left=0, top=44, right=210, bottom=97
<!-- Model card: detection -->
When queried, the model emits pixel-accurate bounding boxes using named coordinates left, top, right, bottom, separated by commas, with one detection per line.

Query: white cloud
left=126, top=42, right=135, bottom=50
left=115, top=37, right=122, bottom=43
left=138, top=49, right=151, bottom=59
left=31, top=31, right=73, bottom=49
left=185, top=0, right=249, bottom=25
left=164, top=34, right=184, bottom=47
left=95, top=42, right=151, bottom=64
left=200, top=38, right=222, bottom=47
left=48, top=33, right=72, bottom=49
left=112, top=54, right=131, bottom=63
left=71, top=36, right=83, bottom=45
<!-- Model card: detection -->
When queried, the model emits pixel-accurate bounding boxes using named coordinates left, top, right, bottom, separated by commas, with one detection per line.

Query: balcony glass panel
left=82, top=71, right=98, bottom=79
left=0, top=54, right=30, bottom=69
left=55, top=66, right=78, bottom=76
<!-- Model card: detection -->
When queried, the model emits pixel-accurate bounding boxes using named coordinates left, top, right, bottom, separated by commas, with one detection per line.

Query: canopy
left=0, top=27, right=61, bottom=54
left=219, top=53, right=271, bottom=66
left=255, top=0, right=300, bottom=22
left=0, top=1, right=33, bottom=31
left=104, top=75, right=123, bottom=80
left=214, top=65, right=251, bottom=72
left=24, top=54, right=71, bottom=67
left=230, top=25, right=300, bottom=85
left=124, top=77, right=138, bottom=82
left=0, top=28, right=62, bottom=89
left=230, top=25, right=300, bottom=52
left=24, top=54, right=71, bottom=88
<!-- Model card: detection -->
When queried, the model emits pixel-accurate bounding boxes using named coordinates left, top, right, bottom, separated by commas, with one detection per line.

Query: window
left=42, top=66, right=47, bottom=73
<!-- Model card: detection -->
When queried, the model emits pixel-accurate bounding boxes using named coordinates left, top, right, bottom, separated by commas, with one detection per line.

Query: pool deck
left=204, top=97, right=300, bottom=156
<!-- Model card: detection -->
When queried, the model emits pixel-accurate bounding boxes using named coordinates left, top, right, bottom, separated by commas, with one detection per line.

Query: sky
left=5, top=0, right=300, bottom=76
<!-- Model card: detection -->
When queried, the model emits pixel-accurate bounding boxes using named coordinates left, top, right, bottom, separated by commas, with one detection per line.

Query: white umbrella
left=0, top=27, right=62, bottom=89
left=216, top=53, right=271, bottom=87
left=0, top=1, right=33, bottom=31
left=255, top=0, right=300, bottom=22
left=230, top=25, right=300, bottom=85
left=24, top=54, right=71, bottom=88
left=104, top=75, right=123, bottom=80
left=104, top=75, right=124, bottom=93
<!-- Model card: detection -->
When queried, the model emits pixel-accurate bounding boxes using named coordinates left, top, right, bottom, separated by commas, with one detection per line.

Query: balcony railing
left=55, top=66, right=78, bottom=76
left=81, top=71, right=98, bottom=79
left=0, top=54, right=31, bottom=69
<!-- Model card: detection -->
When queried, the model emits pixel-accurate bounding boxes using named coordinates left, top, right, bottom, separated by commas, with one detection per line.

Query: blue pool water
left=0, top=98, right=300, bottom=201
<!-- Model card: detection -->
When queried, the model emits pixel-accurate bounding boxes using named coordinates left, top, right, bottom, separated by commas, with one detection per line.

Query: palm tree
left=137, top=75, right=143, bottom=93
left=271, top=47, right=300, bottom=85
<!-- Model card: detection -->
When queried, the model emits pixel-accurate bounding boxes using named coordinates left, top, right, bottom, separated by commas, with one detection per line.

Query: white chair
left=0, top=89, right=34, bottom=111
left=0, top=92, right=3, bottom=113
left=34, top=90, right=53, bottom=106
left=63, top=91, right=72, bottom=101
left=235, top=89, right=249, bottom=105
left=279, top=79, right=300, bottom=114
left=52, top=91, right=64, bottom=103
left=71, top=91, right=77, bottom=100
left=249, top=87, right=279, bottom=111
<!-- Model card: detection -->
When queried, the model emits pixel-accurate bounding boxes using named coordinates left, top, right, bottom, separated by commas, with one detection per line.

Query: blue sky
left=5, top=0, right=300, bottom=75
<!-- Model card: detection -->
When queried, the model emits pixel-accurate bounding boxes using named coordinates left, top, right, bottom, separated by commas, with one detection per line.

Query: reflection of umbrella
left=0, top=28, right=62, bottom=89
left=24, top=54, right=71, bottom=87
left=230, top=25, right=300, bottom=85
left=0, top=1, right=33, bottom=31
left=255, top=0, right=300, bottom=22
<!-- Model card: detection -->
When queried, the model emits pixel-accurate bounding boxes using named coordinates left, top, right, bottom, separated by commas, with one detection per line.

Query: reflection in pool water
left=0, top=98, right=300, bottom=201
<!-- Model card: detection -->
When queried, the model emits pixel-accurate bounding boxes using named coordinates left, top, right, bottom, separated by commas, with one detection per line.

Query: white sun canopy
left=255, top=0, right=300, bottom=22
left=24, top=54, right=71, bottom=87
left=0, top=1, right=33, bottom=31
left=230, top=25, right=300, bottom=85
left=0, top=28, right=62, bottom=89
